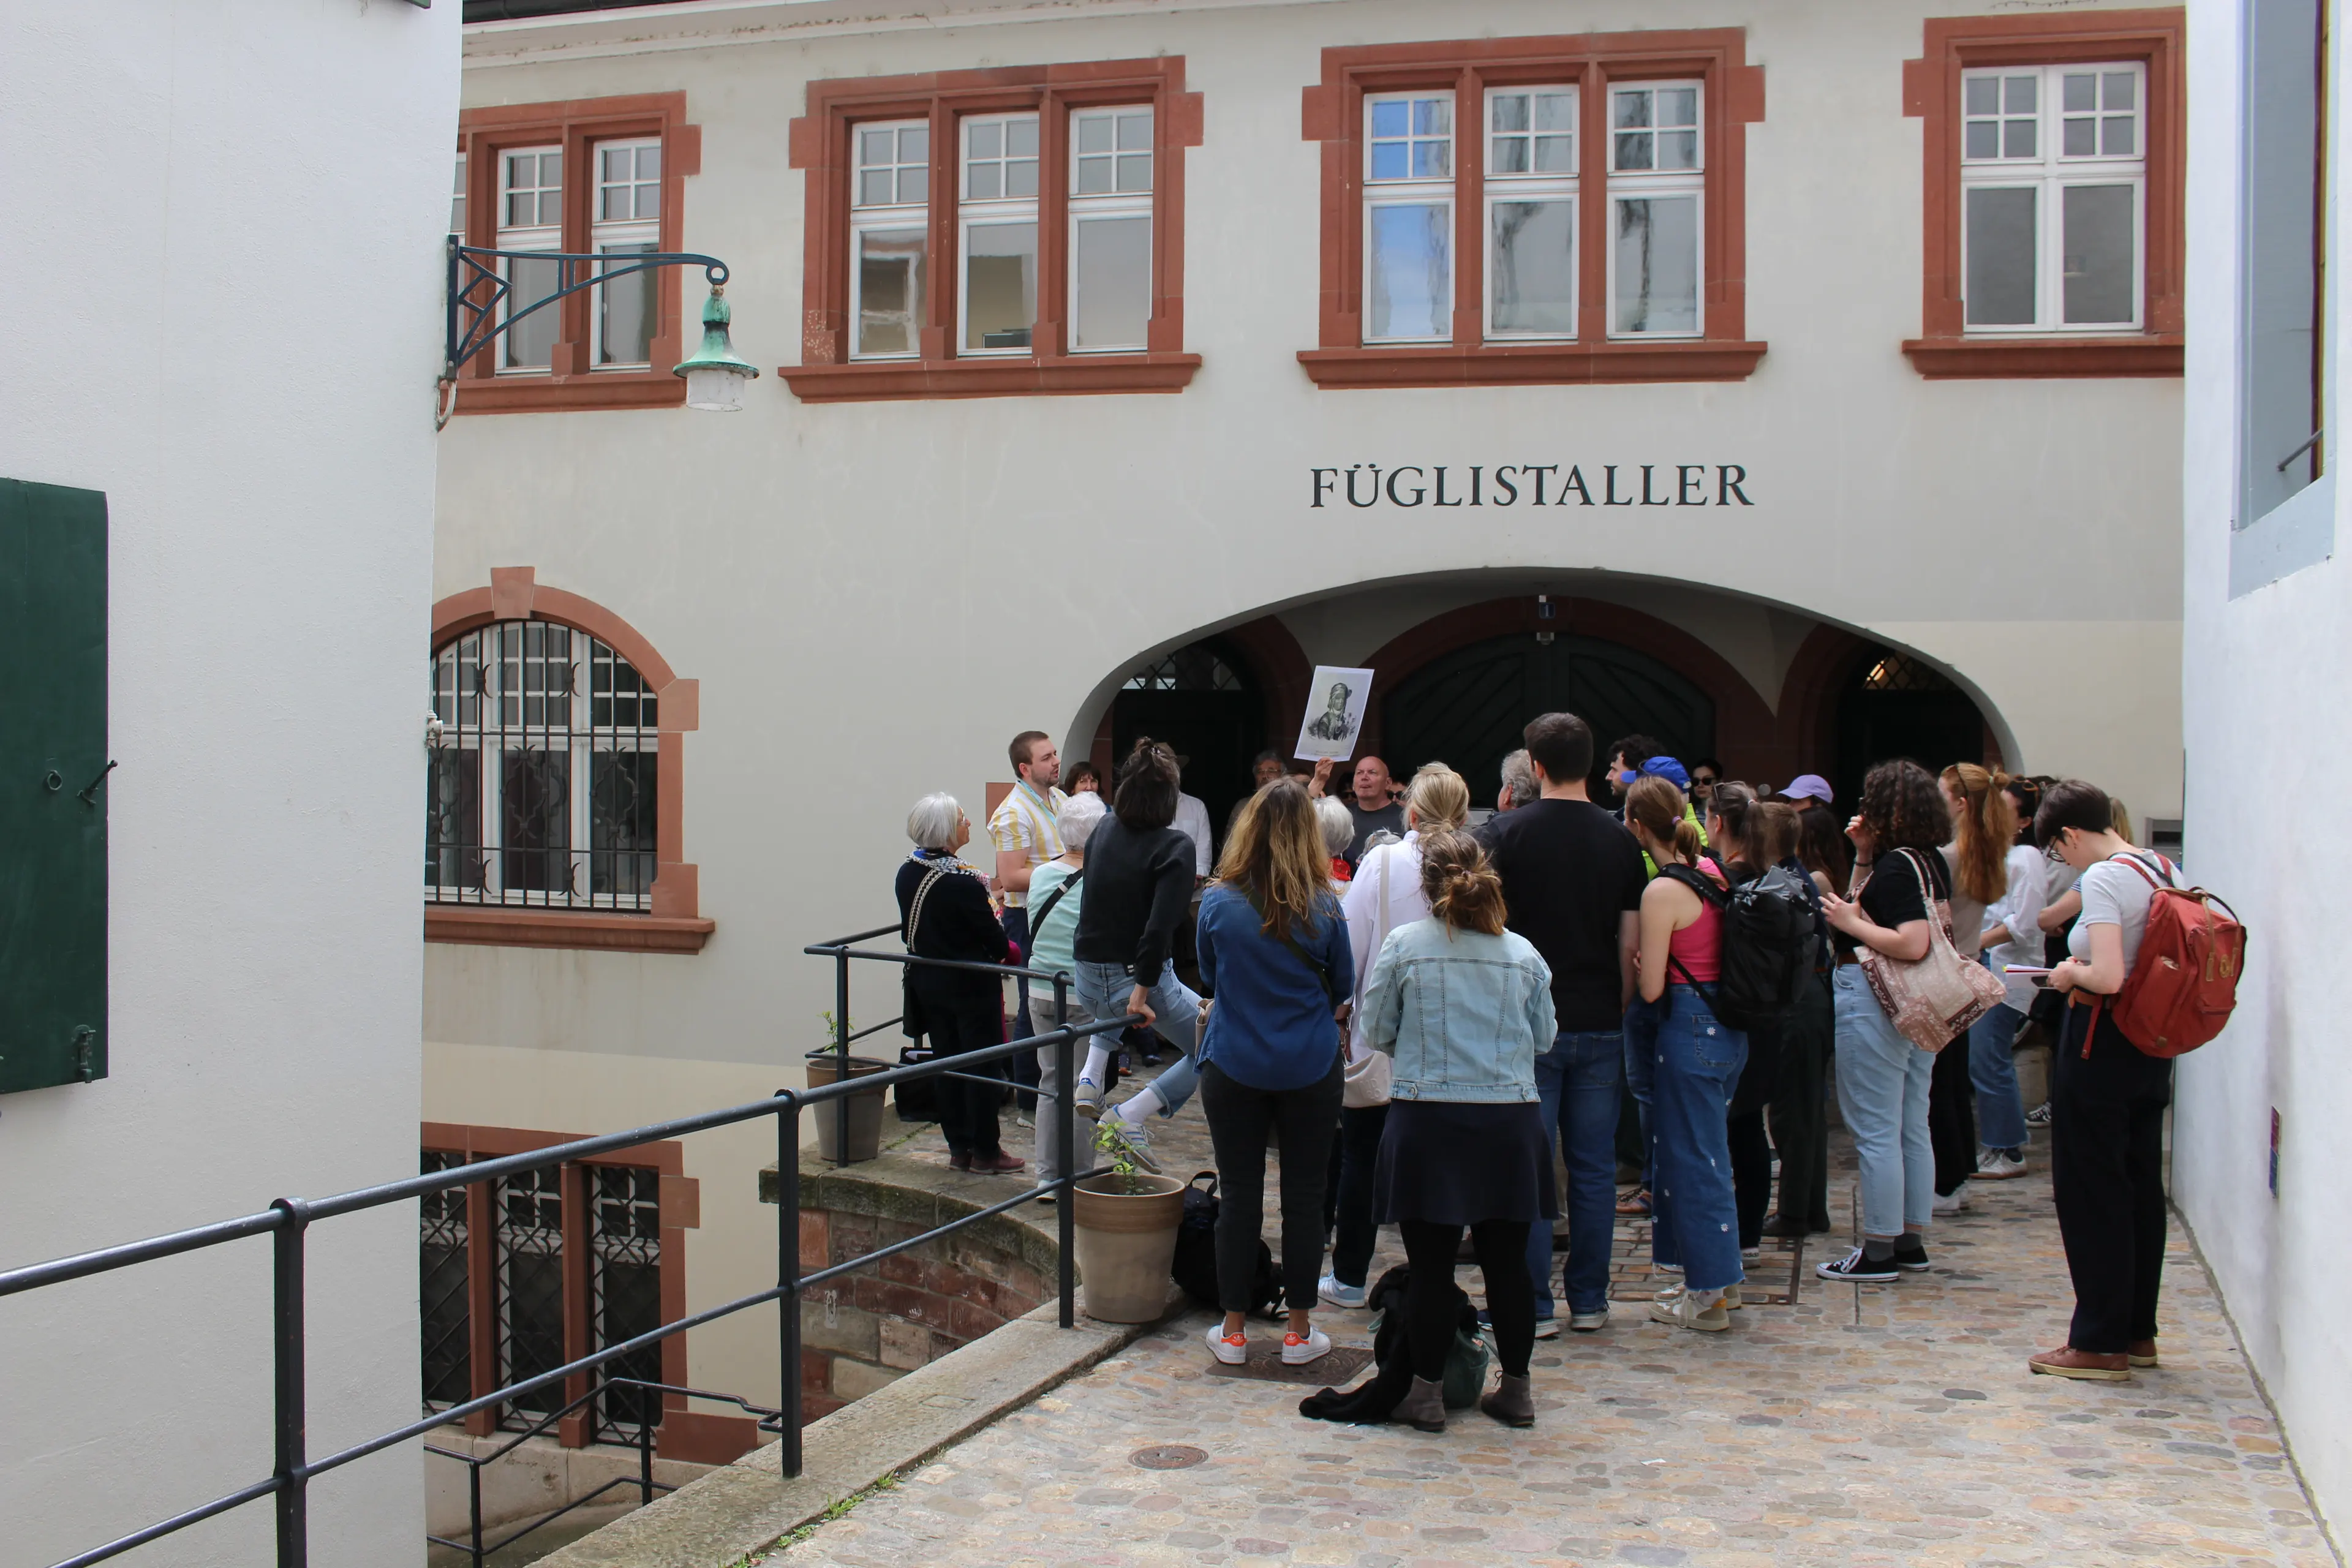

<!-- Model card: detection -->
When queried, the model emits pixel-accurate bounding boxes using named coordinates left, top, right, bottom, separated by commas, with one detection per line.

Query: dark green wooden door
left=1382, top=633, right=1715, bottom=805
left=1, top=478, right=108, bottom=1093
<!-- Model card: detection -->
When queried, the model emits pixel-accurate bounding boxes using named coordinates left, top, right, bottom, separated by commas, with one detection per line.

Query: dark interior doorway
left=1110, top=639, right=1264, bottom=864
left=1831, top=647, right=1989, bottom=809
left=1382, top=633, right=1716, bottom=806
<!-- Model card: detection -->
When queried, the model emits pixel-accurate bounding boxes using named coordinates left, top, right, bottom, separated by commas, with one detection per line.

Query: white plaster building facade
left=0, top=2, right=458, bottom=1565
left=2177, top=0, right=2350, bottom=1544
left=428, top=0, right=2190, bottom=1450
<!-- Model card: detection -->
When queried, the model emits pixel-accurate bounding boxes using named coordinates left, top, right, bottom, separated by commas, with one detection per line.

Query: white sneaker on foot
left=1074, top=1077, right=1104, bottom=1117
left=1317, top=1273, right=1368, bottom=1308
left=1205, top=1322, right=1249, bottom=1365
left=1649, top=1289, right=1730, bottom=1332
left=1932, top=1187, right=1969, bottom=1215
left=1568, top=1306, right=1610, bottom=1333
left=1977, top=1149, right=2028, bottom=1180
left=1096, top=1115, right=1162, bottom=1174
left=1280, top=1325, right=1332, bottom=1365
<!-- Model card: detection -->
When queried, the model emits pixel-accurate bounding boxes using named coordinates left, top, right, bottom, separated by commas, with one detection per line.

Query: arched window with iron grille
left=427, top=620, right=659, bottom=910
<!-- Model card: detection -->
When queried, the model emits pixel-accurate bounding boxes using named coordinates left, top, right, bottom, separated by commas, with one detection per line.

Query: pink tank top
left=1666, top=858, right=1726, bottom=983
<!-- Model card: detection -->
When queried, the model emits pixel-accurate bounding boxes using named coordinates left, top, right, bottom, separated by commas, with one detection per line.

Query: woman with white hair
left=1023, top=790, right=1107, bottom=1193
left=1314, top=794, right=1359, bottom=884
left=897, top=793, right=1023, bottom=1175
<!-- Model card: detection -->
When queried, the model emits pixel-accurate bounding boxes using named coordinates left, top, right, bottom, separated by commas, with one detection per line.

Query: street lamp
left=439, top=241, right=756, bottom=427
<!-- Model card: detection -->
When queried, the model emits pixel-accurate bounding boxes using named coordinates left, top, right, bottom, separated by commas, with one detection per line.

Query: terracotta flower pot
left=1071, top=1173, right=1185, bottom=1323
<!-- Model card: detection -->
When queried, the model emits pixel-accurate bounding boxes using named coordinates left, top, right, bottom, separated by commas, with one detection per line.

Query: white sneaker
left=1648, top=1289, right=1730, bottom=1332
left=1977, top=1150, right=2029, bottom=1180
left=1280, top=1325, right=1333, bottom=1365
left=1568, top=1306, right=1610, bottom=1333
left=1932, top=1187, right=1969, bottom=1215
left=1205, top=1322, right=1249, bottom=1365
left=1317, top=1273, right=1368, bottom=1308
left=1074, top=1077, right=1104, bottom=1117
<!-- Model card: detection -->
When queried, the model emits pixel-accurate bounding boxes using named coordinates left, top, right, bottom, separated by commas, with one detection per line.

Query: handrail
left=7, top=922, right=1136, bottom=1568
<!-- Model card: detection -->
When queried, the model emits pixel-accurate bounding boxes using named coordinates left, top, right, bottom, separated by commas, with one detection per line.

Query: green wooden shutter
left=0, top=478, right=108, bottom=1093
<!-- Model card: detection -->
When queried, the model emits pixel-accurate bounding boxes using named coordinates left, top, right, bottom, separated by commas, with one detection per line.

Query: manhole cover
left=1131, top=1445, right=1208, bottom=1471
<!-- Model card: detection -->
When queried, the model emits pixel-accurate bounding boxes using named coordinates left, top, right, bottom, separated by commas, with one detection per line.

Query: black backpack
left=1170, top=1171, right=1284, bottom=1317
left=1659, top=862, right=1819, bottom=1030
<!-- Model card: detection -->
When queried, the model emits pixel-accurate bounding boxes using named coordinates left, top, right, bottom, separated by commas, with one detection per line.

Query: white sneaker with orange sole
left=1280, top=1325, right=1332, bottom=1365
left=1205, top=1322, right=1249, bottom=1365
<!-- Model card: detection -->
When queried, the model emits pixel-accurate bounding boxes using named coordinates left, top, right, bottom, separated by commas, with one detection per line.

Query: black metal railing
left=0, top=933, right=1131, bottom=1568
left=426, top=1378, right=776, bottom=1567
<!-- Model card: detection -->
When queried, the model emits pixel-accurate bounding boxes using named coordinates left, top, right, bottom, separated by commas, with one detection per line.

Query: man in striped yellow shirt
left=989, top=731, right=1067, bottom=1083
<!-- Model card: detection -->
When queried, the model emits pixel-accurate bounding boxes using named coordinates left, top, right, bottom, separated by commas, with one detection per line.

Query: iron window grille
left=1860, top=651, right=1958, bottom=693
left=427, top=620, right=659, bottom=911
left=494, top=1167, right=567, bottom=1432
left=1123, top=649, right=1242, bottom=692
left=589, top=1167, right=665, bottom=1442
left=420, top=1152, right=471, bottom=1414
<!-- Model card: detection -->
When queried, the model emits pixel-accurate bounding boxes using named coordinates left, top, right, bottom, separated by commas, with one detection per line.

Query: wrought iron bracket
left=438, top=239, right=731, bottom=427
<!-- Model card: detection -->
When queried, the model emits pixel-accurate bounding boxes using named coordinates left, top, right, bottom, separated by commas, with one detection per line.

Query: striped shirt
left=987, top=780, right=1067, bottom=908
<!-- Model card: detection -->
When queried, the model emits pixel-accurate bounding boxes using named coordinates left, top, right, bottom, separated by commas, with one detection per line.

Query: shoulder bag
left=899, top=865, right=948, bottom=1041
left=1856, top=847, right=2007, bottom=1052
left=1343, top=848, right=1395, bottom=1109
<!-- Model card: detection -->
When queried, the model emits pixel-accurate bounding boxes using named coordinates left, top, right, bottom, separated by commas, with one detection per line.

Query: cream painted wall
left=0, top=4, right=456, bottom=1563
left=2174, top=0, right=2350, bottom=1544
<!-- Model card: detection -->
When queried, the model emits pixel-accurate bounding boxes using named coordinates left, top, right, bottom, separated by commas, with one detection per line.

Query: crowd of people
left=894, top=710, right=2189, bottom=1427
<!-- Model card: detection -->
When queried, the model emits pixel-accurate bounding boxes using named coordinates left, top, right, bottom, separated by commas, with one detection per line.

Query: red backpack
left=2089, top=854, right=2246, bottom=1058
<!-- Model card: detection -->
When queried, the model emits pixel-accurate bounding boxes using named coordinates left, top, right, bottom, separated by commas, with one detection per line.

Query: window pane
left=1414, top=98, right=1450, bottom=136
left=2064, top=73, right=2098, bottom=113
left=1007, top=157, right=1039, bottom=198
left=1660, top=130, right=1698, bottom=170
left=1076, top=155, right=1112, bottom=195
left=1371, top=141, right=1409, bottom=179
left=1078, top=115, right=1114, bottom=154
left=598, top=244, right=654, bottom=366
left=1371, top=100, right=1409, bottom=138
left=856, top=228, right=925, bottom=356
left=500, top=748, right=571, bottom=894
left=451, top=155, right=467, bottom=238
left=970, top=121, right=1001, bottom=159
left=504, top=255, right=560, bottom=370
left=1964, top=186, right=2038, bottom=326
left=1493, top=94, right=1530, bottom=134
left=1612, top=195, right=1699, bottom=334
left=1117, top=111, right=1152, bottom=151
left=860, top=168, right=893, bottom=205
left=1008, top=118, right=1039, bottom=157
left=1493, top=138, right=1529, bottom=175
left=2103, top=70, right=2136, bottom=110
left=899, top=126, right=928, bottom=162
left=860, top=128, right=892, bottom=166
left=2003, top=118, right=2037, bottom=158
left=1491, top=198, right=1575, bottom=335
left=1615, top=91, right=1651, bottom=129
left=2064, top=116, right=2098, bottom=157
left=2102, top=115, right=2137, bottom=156
left=1965, top=121, right=1999, bottom=159
left=2003, top=75, right=2037, bottom=113
left=1533, top=134, right=1574, bottom=172
left=590, top=751, right=658, bottom=897
left=964, top=222, right=1038, bottom=351
left=1367, top=203, right=1450, bottom=340
left=1412, top=140, right=1450, bottom=178
left=2062, top=184, right=2136, bottom=324
left=1659, top=88, right=1698, bottom=127
left=1964, top=77, right=1999, bottom=116
left=899, top=167, right=927, bottom=205
left=1615, top=130, right=1653, bottom=170
left=1534, top=92, right=1575, bottom=132
left=1073, top=214, right=1151, bottom=350
left=1116, top=152, right=1151, bottom=191
left=426, top=749, right=483, bottom=892
left=968, top=160, right=1001, bottom=200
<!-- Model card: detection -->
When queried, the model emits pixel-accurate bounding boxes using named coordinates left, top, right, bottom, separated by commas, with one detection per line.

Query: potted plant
left=1070, top=1120, right=1185, bottom=1322
left=807, top=1012, right=890, bottom=1164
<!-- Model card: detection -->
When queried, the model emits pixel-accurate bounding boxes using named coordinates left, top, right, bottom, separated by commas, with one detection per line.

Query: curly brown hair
left=1857, top=760, right=1951, bottom=857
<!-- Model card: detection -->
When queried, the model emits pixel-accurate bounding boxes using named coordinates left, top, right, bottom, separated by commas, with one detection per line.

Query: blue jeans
left=1833, top=965, right=1936, bottom=1236
left=1522, top=1027, right=1623, bottom=1317
left=1967, top=965, right=2029, bottom=1152
left=1624, top=1015, right=1656, bottom=1191
left=1072, top=960, right=1201, bottom=1117
left=1635, top=986, right=1747, bottom=1293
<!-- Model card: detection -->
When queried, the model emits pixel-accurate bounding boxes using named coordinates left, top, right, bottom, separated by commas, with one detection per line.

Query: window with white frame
left=498, top=146, right=563, bottom=372
left=594, top=140, right=662, bottom=368
left=426, top=621, right=658, bottom=910
left=961, top=114, right=1041, bottom=353
left=851, top=121, right=931, bottom=360
left=1069, top=106, right=1153, bottom=352
left=1486, top=86, right=1578, bottom=338
left=1608, top=82, right=1703, bottom=336
left=1364, top=94, right=1455, bottom=342
left=1961, top=63, right=2145, bottom=332
left=451, top=152, right=467, bottom=241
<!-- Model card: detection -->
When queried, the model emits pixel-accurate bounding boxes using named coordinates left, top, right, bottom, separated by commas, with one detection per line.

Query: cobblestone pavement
left=778, top=1058, right=2336, bottom=1568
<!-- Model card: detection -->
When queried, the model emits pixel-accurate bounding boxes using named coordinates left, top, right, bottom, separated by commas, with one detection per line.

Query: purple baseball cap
left=1780, top=774, right=1833, bottom=805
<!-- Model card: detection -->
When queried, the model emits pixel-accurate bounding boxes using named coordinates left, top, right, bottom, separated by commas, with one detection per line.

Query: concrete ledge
left=760, top=1147, right=1063, bottom=1282
left=531, top=1296, right=1165, bottom=1568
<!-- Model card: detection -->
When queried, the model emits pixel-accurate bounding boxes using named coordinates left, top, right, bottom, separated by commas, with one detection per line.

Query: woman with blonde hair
left=1196, top=780, right=1354, bottom=1370
left=1307, top=829, right=1555, bottom=1431
left=1969, top=773, right=2047, bottom=1177
left=1929, top=764, right=2017, bottom=1211
left=1623, top=775, right=1747, bottom=1331
left=1319, top=764, right=1471, bottom=1309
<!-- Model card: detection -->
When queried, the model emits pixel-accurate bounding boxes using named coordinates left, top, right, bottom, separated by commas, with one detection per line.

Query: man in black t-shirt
left=1478, top=712, right=1648, bottom=1335
left=1337, top=755, right=1406, bottom=869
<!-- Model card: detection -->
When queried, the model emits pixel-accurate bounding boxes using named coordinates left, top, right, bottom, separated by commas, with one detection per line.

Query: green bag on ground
left=1442, top=1327, right=1489, bottom=1409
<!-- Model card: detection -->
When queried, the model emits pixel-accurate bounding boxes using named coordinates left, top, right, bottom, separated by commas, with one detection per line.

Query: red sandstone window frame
left=1297, top=29, right=1767, bottom=390
left=420, top=1123, right=753, bottom=1463
left=428, top=568, right=712, bottom=954
left=783, top=58, right=1203, bottom=403
left=451, top=94, right=701, bottom=415
left=1901, top=10, right=2186, bottom=379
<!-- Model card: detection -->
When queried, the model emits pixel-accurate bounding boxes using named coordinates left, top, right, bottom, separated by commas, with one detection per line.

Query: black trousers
left=1200, top=1059, right=1342, bottom=1314
left=1766, top=971, right=1833, bottom=1230
left=919, top=986, right=1006, bottom=1159
left=1929, top=1027, right=1979, bottom=1196
left=1727, top=1014, right=1781, bottom=1249
left=1000, top=908, right=1040, bottom=1110
left=1401, top=1218, right=1533, bottom=1379
left=1329, top=1102, right=1390, bottom=1288
left=2052, top=1004, right=2173, bottom=1353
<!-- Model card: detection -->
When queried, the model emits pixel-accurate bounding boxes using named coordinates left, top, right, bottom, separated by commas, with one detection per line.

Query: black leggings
left=1200, top=1060, right=1342, bottom=1314
left=1400, top=1218, right=1533, bottom=1379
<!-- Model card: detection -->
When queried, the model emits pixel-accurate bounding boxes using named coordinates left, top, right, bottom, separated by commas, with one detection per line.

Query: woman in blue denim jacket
left=1350, top=830, right=1557, bottom=1433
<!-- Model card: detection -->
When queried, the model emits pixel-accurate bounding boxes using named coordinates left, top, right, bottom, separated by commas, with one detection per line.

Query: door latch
left=77, top=760, right=117, bottom=805
left=71, top=1026, right=98, bottom=1082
